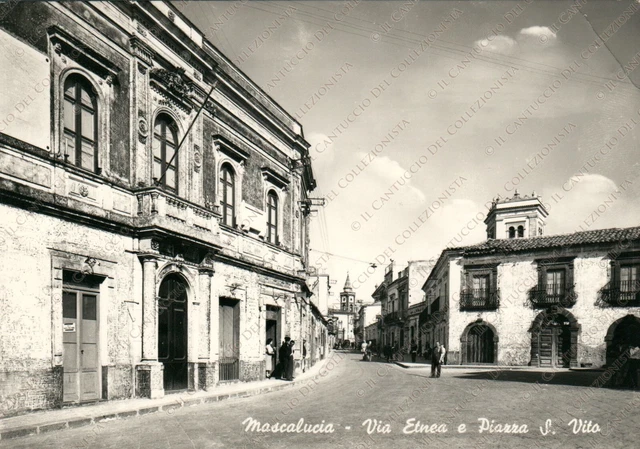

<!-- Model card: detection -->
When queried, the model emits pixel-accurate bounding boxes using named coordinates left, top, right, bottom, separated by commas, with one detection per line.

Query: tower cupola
left=484, top=190, right=548, bottom=240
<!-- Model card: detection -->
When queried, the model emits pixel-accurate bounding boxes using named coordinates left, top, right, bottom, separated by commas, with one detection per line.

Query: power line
left=310, top=248, right=376, bottom=266
left=580, top=9, right=640, bottom=91
left=248, top=1, right=636, bottom=97
left=291, top=0, right=638, bottom=89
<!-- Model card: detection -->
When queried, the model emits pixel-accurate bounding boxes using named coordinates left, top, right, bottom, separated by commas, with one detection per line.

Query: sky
left=177, top=0, right=640, bottom=306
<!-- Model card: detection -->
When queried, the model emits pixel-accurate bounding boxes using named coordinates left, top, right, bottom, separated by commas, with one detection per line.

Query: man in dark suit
left=431, top=341, right=446, bottom=378
left=279, top=337, right=292, bottom=380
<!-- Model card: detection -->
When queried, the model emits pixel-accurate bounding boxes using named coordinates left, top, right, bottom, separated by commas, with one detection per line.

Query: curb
left=0, top=363, right=334, bottom=441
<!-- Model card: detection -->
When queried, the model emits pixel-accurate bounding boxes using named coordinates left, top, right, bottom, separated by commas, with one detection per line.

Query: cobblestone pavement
left=3, top=353, right=639, bottom=449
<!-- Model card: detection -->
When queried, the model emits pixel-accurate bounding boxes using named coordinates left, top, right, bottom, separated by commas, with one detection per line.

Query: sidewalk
left=0, top=354, right=337, bottom=441
left=393, top=360, right=607, bottom=371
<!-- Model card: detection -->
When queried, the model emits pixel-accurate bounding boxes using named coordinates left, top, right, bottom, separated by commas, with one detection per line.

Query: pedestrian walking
left=410, top=339, right=418, bottom=363
left=431, top=341, right=446, bottom=378
left=265, top=338, right=275, bottom=378
left=302, top=339, right=308, bottom=373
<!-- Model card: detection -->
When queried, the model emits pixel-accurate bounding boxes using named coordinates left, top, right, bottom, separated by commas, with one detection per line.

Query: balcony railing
left=383, top=311, right=403, bottom=325
left=528, top=285, right=576, bottom=308
left=600, top=281, right=640, bottom=307
left=135, top=187, right=220, bottom=237
left=459, top=289, right=500, bottom=311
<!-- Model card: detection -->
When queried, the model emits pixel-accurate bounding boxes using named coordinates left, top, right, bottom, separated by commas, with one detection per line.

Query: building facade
left=0, top=1, right=329, bottom=417
left=375, top=260, right=434, bottom=350
left=421, top=192, right=640, bottom=368
left=354, top=301, right=381, bottom=345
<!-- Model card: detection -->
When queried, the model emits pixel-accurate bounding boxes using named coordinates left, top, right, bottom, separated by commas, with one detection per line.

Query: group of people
left=265, top=337, right=307, bottom=381
left=360, top=340, right=374, bottom=361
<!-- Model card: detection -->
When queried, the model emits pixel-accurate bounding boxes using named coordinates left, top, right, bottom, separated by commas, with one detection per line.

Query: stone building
left=421, top=192, right=640, bottom=368
left=374, top=260, right=434, bottom=350
left=0, top=1, right=329, bottom=417
left=354, top=301, right=381, bottom=345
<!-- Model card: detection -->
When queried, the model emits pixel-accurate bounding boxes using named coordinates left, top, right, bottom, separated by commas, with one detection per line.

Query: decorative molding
left=150, top=67, right=193, bottom=99
left=48, top=26, right=121, bottom=83
left=193, top=144, right=202, bottom=172
left=136, top=23, right=147, bottom=36
left=138, top=116, right=149, bottom=143
left=213, top=135, right=249, bottom=163
left=261, top=166, right=290, bottom=189
left=130, top=36, right=154, bottom=66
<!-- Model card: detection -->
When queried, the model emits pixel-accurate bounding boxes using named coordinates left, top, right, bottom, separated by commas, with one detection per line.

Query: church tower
left=340, top=273, right=356, bottom=312
left=484, top=190, right=549, bottom=240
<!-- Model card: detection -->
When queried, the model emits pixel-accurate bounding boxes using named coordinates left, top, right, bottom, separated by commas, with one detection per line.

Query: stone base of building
left=102, top=365, right=133, bottom=400
left=136, top=362, right=164, bottom=399
left=0, top=366, right=63, bottom=417
left=240, top=360, right=265, bottom=382
left=196, top=362, right=217, bottom=391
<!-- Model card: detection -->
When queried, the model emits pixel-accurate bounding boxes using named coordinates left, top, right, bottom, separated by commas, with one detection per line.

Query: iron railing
left=383, top=311, right=402, bottom=325
left=528, top=285, right=576, bottom=308
left=459, top=289, right=500, bottom=311
left=219, top=357, right=239, bottom=381
left=600, top=280, right=640, bottom=306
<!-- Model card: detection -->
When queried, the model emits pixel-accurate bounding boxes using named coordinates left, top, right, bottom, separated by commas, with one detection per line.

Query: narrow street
left=3, top=353, right=638, bottom=449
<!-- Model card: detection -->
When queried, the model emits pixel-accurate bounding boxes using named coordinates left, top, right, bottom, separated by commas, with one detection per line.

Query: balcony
left=135, top=187, right=221, bottom=242
left=528, top=285, right=576, bottom=308
left=459, top=289, right=500, bottom=311
left=383, top=311, right=403, bottom=325
left=600, top=281, right=640, bottom=307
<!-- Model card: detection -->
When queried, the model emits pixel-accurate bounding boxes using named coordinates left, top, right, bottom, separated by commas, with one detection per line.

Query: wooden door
left=158, top=275, right=188, bottom=391
left=538, top=326, right=554, bottom=367
left=219, top=298, right=240, bottom=381
left=63, top=290, right=99, bottom=403
left=466, top=325, right=495, bottom=364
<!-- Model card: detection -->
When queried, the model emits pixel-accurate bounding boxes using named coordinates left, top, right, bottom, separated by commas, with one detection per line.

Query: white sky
left=178, top=0, right=640, bottom=304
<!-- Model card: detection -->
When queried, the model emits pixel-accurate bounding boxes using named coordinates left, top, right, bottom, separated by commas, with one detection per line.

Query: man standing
left=279, top=337, right=291, bottom=380
left=410, top=339, right=418, bottom=363
left=431, top=341, right=446, bottom=378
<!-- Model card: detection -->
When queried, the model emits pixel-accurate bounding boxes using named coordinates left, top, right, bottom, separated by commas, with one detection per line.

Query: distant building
left=328, top=275, right=357, bottom=344
left=421, top=191, right=640, bottom=368
left=374, top=260, right=435, bottom=349
left=355, top=301, right=381, bottom=344
left=308, top=273, right=331, bottom=316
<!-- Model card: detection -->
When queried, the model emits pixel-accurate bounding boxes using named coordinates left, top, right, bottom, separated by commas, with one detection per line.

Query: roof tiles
left=448, top=226, right=640, bottom=256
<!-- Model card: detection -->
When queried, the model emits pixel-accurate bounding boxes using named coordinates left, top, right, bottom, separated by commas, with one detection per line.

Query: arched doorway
left=605, top=315, right=640, bottom=366
left=461, top=320, right=498, bottom=364
left=158, top=274, right=189, bottom=391
left=530, top=307, right=579, bottom=368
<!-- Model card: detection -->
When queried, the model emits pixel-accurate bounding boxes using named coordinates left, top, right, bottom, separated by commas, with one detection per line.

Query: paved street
left=3, top=353, right=639, bottom=449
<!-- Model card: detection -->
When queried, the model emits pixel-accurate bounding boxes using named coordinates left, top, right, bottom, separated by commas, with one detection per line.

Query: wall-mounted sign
left=63, top=323, right=76, bottom=332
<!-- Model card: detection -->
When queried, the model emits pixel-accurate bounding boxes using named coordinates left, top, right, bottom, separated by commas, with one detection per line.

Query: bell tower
left=484, top=190, right=548, bottom=240
left=340, top=273, right=356, bottom=312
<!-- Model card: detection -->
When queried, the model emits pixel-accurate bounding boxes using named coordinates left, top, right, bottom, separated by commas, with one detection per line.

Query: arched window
left=220, top=164, right=235, bottom=227
left=508, top=226, right=516, bottom=239
left=153, top=114, right=179, bottom=193
left=63, top=75, right=98, bottom=172
left=517, top=225, right=524, bottom=238
left=267, top=191, right=279, bottom=245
